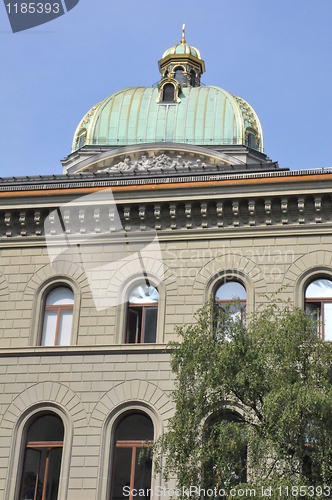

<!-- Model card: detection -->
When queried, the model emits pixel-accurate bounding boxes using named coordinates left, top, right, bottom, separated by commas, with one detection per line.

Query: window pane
left=215, top=282, right=246, bottom=301
left=57, top=310, right=73, bottom=346
left=116, top=414, right=154, bottom=441
left=306, top=279, right=332, bottom=299
left=44, top=448, right=62, bottom=500
left=111, top=448, right=132, bottom=500
left=134, top=450, right=152, bottom=499
left=174, top=68, right=184, bottom=85
left=46, top=287, right=74, bottom=306
left=306, top=302, right=321, bottom=336
left=324, top=303, right=332, bottom=341
left=129, top=285, right=158, bottom=304
left=127, top=309, right=140, bottom=343
left=20, top=448, right=41, bottom=500
left=229, top=303, right=246, bottom=322
left=41, top=311, right=57, bottom=346
left=28, top=415, right=64, bottom=442
left=248, top=133, right=256, bottom=149
left=143, top=308, right=158, bottom=343
left=163, top=84, right=174, bottom=102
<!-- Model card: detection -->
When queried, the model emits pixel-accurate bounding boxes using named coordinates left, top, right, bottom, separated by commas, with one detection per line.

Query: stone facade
left=1, top=167, right=332, bottom=499
left=2, top=35, right=332, bottom=500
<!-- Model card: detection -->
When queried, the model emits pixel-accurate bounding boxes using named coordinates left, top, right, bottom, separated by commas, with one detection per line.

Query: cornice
left=0, top=190, right=331, bottom=239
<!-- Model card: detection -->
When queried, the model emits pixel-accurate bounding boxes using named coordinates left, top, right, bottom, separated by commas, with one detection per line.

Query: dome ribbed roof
left=162, top=43, right=201, bottom=59
left=72, top=86, right=263, bottom=152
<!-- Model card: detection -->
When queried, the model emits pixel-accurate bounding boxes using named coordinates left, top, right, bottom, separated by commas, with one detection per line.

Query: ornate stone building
left=1, top=29, right=332, bottom=500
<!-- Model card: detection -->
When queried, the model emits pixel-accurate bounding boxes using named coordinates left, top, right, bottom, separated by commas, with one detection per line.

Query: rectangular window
left=126, top=306, right=158, bottom=344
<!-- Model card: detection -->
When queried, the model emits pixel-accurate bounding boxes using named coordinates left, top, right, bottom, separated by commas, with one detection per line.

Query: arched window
left=126, top=284, right=159, bottom=344
left=19, top=413, right=64, bottom=500
left=215, top=281, right=246, bottom=322
left=305, top=278, right=332, bottom=340
left=111, top=412, right=153, bottom=500
left=204, top=411, right=247, bottom=489
left=163, top=83, right=175, bottom=103
left=174, top=67, right=185, bottom=85
left=41, top=287, right=74, bottom=346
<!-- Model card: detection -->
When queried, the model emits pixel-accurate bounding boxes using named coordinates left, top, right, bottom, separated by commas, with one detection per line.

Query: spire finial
left=181, top=24, right=186, bottom=44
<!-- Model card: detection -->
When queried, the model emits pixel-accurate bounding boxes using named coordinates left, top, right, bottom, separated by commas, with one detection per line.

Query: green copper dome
left=72, top=86, right=263, bottom=153
left=162, top=43, right=201, bottom=59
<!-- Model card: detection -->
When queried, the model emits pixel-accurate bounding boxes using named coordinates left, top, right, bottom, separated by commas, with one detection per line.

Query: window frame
left=114, top=276, right=166, bottom=345
left=173, top=66, right=185, bottom=86
left=214, top=280, right=247, bottom=323
left=125, top=284, right=159, bottom=345
left=305, top=278, right=332, bottom=340
left=126, top=302, right=158, bottom=344
left=110, top=412, right=154, bottom=500
left=29, top=277, right=81, bottom=348
left=204, top=409, right=247, bottom=488
left=162, top=83, right=175, bottom=103
left=40, top=286, right=74, bottom=347
left=5, top=405, right=73, bottom=500
left=18, top=413, right=64, bottom=500
left=205, top=270, right=254, bottom=318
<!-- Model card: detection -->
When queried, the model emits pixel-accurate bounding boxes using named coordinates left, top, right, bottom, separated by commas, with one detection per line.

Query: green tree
left=154, top=296, right=332, bottom=499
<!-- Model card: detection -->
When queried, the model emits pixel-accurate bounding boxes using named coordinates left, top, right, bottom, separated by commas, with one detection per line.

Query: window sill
left=0, top=343, right=169, bottom=357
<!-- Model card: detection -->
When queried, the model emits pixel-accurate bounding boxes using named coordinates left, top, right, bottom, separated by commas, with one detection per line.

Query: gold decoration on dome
left=181, top=24, right=186, bottom=44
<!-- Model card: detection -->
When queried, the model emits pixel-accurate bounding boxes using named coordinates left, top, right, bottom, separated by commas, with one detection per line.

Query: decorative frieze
left=0, top=192, right=330, bottom=238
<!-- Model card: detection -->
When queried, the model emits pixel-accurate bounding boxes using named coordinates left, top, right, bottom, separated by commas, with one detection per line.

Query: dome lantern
left=157, top=24, right=205, bottom=101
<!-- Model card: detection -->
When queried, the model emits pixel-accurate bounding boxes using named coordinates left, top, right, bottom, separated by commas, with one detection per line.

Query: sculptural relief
left=97, top=154, right=208, bottom=174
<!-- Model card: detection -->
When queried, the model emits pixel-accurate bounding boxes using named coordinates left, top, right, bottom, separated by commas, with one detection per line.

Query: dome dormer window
left=163, top=83, right=175, bottom=103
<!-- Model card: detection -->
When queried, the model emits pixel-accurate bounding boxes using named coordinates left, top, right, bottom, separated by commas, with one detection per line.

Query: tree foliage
left=153, top=295, right=332, bottom=499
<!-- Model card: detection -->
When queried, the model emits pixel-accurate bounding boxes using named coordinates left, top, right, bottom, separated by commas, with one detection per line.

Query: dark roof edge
left=0, top=166, right=330, bottom=193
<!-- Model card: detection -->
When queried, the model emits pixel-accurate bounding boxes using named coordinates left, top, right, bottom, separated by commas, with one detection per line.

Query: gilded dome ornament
left=181, top=23, right=186, bottom=44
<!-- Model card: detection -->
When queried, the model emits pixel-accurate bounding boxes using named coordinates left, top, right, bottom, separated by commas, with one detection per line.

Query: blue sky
left=1, top=0, right=332, bottom=176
